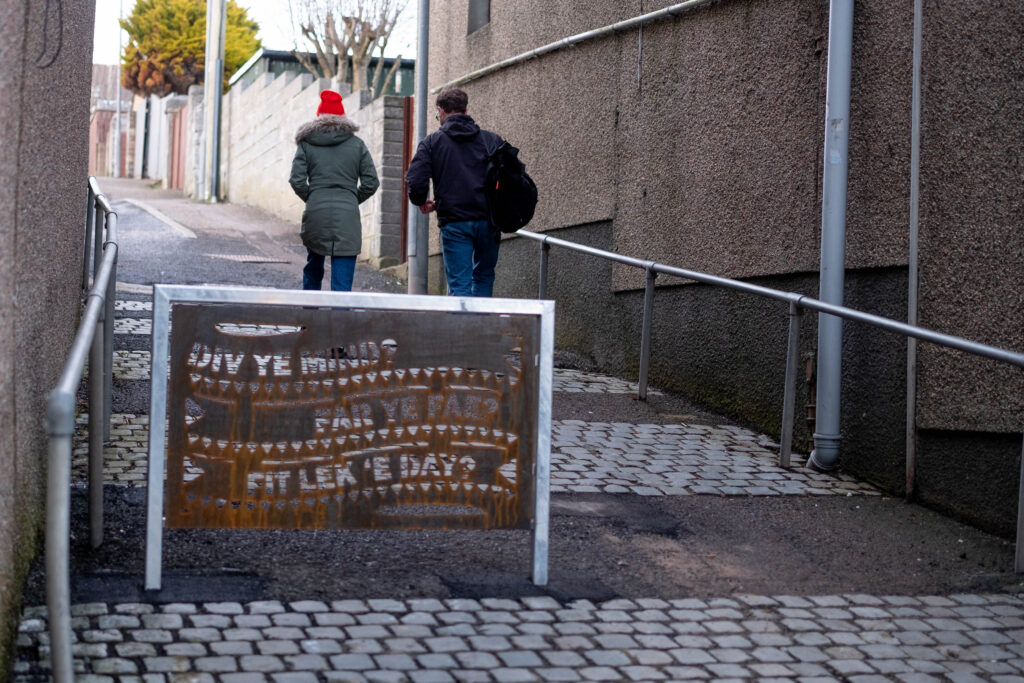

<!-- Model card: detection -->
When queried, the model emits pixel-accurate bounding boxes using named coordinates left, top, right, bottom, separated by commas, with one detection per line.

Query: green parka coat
left=289, top=115, right=379, bottom=257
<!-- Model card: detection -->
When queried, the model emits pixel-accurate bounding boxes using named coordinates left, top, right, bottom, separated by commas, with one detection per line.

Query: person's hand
left=419, top=200, right=436, bottom=214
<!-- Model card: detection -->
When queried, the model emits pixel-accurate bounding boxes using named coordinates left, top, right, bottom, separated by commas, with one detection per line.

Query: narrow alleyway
left=11, top=180, right=1024, bottom=682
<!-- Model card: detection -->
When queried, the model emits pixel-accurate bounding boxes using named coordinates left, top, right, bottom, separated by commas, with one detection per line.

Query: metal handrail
left=516, top=228, right=1024, bottom=571
left=432, top=0, right=721, bottom=92
left=45, top=177, right=119, bottom=682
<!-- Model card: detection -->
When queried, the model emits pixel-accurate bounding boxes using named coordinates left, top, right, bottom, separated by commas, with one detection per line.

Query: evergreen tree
left=121, top=0, right=261, bottom=97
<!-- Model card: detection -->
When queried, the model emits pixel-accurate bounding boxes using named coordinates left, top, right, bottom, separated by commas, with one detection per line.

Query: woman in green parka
left=289, top=90, right=379, bottom=291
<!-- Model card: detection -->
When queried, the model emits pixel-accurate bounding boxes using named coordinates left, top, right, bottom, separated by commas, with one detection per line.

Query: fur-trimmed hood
left=295, top=114, right=360, bottom=145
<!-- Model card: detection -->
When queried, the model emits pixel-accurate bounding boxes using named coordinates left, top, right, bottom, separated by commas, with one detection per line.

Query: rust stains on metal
left=164, top=303, right=539, bottom=531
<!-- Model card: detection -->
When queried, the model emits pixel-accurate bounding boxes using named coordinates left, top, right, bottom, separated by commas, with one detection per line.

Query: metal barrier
left=517, top=228, right=1024, bottom=571
left=144, top=285, right=554, bottom=590
left=45, top=177, right=119, bottom=683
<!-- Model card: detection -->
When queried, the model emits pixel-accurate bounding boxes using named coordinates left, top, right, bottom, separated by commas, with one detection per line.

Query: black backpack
left=483, top=134, right=538, bottom=233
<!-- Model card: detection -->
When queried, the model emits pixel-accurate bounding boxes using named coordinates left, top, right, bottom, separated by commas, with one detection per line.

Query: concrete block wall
left=343, top=92, right=407, bottom=268
left=222, top=72, right=406, bottom=268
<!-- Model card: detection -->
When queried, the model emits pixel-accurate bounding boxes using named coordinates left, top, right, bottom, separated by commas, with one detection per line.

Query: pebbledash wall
left=221, top=72, right=407, bottom=268
left=425, top=0, right=1024, bottom=535
left=0, top=1, right=96, bottom=676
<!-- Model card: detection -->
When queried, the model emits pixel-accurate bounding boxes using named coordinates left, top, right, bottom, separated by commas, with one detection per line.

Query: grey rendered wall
left=425, top=0, right=1023, bottom=533
left=915, top=4, right=1024, bottom=434
left=0, top=0, right=95, bottom=675
left=910, top=3, right=1024, bottom=536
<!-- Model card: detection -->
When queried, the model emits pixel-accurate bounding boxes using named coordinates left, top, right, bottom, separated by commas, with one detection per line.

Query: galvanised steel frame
left=144, top=285, right=555, bottom=591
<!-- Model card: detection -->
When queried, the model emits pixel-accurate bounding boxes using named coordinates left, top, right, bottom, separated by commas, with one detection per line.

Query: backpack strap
left=481, top=130, right=502, bottom=158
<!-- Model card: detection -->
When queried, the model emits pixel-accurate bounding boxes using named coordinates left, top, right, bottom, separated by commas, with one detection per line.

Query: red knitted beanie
left=317, top=90, right=345, bottom=116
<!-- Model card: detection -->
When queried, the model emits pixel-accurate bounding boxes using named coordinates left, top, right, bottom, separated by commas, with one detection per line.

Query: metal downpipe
left=407, top=0, right=430, bottom=294
left=538, top=239, right=550, bottom=299
left=905, top=0, right=924, bottom=499
left=810, top=0, right=855, bottom=471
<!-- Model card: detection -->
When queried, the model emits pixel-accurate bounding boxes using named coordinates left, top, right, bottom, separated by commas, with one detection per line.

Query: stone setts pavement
left=13, top=592, right=1024, bottom=682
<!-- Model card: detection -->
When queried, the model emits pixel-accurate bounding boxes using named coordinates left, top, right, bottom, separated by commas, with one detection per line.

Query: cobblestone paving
left=114, top=317, right=152, bottom=335
left=112, top=350, right=150, bottom=380
left=70, top=415, right=873, bottom=497
left=550, top=422, right=878, bottom=497
left=549, top=369, right=661, bottom=396
left=71, top=414, right=148, bottom=487
left=14, top=593, right=1024, bottom=681
left=115, top=300, right=152, bottom=312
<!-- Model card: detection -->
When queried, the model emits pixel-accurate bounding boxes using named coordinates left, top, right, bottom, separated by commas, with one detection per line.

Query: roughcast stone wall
left=0, top=0, right=96, bottom=675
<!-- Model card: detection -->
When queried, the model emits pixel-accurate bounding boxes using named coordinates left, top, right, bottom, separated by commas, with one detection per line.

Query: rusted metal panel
left=163, top=303, right=539, bottom=531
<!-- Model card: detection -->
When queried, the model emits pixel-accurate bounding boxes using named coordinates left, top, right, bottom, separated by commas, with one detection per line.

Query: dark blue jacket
left=406, top=114, right=503, bottom=226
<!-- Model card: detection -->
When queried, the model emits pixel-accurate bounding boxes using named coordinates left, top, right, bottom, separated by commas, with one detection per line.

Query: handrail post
left=90, top=294, right=106, bottom=549
left=83, top=187, right=95, bottom=292
left=637, top=266, right=657, bottom=401
left=103, top=216, right=118, bottom=440
left=45, top=389, right=75, bottom=683
left=538, top=239, right=550, bottom=299
left=780, top=300, right=803, bottom=468
left=92, top=204, right=104, bottom=283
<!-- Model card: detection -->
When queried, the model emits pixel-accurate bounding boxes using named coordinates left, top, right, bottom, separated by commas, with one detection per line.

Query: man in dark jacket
left=406, top=87, right=503, bottom=297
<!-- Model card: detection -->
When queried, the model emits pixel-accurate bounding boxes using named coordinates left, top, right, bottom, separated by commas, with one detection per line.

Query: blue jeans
left=302, top=250, right=356, bottom=291
left=440, top=220, right=500, bottom=297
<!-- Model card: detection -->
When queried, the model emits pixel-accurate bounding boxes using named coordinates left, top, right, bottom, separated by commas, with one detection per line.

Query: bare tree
left=288, top=0, right=407, bottom=99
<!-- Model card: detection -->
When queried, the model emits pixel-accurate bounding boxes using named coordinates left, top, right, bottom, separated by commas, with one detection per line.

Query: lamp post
left=113, top=0, right=123, bottom=178
left=406, top=0, right=430, bottom=293
left=201, top=0, right=227, bottom=202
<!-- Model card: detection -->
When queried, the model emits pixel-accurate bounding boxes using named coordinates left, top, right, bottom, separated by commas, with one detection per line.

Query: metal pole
left=531, top=301, right=555, bottom=586
left=211, top=55, right=224, bottom=200
left=780, top=301, right=803, bottom=468
left=810, top=0, right=854, bottom=471
left=93, top=204, right=104, bottom=280
left=1017, top=430, right=1024, bottom=573
left=113, top=0, right=124, bottom=178
left=103, top=217, right=118, bottom=439
left=83, top=187, right=95, bottom=292
left=45, top=392, right=74, bottom=683
left=90, top=297, right=106, bottom=549
left=905, top=0, right=924, bottom=500
left=145, top=287, right=171, bottom=591
left=637, top=266, right=656, bottom=401
left=46, top=239, right=117, bottom=677
left=538, top=240, right=550, bottom=299
left=212, top=5, right=226, bottom=201
left=407, top=0, right=430, bottom=294
left=202, top=0, right=226, bottom=203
